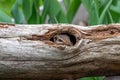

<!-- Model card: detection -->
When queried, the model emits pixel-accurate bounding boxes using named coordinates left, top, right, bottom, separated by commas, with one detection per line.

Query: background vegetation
left=0, top=0, right=119, bottom=80
left=0, top=0, right=120, bottom=25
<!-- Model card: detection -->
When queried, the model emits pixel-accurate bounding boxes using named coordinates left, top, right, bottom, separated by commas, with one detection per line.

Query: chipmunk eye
left=58, top=38, right=63, bottom=42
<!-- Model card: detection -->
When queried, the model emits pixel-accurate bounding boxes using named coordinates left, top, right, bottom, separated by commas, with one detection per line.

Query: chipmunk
left=53, top=34, right=73, bottom=46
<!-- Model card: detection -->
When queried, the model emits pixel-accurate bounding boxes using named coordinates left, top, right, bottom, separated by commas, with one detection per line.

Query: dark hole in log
left=50, top=33, right=76, bottom=46
left=109, top=30, right=115, bottom=35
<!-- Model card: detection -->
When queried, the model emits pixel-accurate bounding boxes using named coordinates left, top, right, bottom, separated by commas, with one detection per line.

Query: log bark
left=0, top=23, right=120, bottom=80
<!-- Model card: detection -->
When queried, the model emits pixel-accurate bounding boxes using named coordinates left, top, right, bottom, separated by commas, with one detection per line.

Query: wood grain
left=0, top=23, right=120, bottom=80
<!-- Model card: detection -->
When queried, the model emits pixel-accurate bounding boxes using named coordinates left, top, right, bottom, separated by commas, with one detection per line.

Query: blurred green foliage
left=0, top=0, right=81, bottom=24
left=80, top=77, right=104, bottom=80
left=0, top=0, right=119, bottom=79
left=82, top=0, right=120, bottom=25
left=0, top=0, right=120, bottom=25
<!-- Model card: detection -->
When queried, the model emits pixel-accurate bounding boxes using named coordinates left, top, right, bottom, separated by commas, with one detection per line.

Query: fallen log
left=0, top=23, right=120, bottom=80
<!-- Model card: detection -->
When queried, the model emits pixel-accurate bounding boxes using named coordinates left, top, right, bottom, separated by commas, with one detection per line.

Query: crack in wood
left=23, top=27, right=81, bottom=46
left=82, top=25, right=120, bottom=41
left=17, top=24, right=120, bottom=47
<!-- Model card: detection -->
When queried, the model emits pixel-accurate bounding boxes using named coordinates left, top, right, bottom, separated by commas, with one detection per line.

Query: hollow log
left=0, top=23, right=120, bottom=80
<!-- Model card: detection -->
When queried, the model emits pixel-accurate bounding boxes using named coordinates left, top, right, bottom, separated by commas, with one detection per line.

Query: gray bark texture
left=0, top=23, right=120, bottom=80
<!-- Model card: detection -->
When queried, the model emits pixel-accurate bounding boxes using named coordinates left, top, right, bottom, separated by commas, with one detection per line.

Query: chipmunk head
left=53, top=34, right=73, bottom=46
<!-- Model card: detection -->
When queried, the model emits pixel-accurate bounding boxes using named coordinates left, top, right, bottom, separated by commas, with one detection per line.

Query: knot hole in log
left=24, top=27, right=82, bottom=47
left=48, top=27, right=81, bottom=46
left=50, top=33, right=76, bottom=46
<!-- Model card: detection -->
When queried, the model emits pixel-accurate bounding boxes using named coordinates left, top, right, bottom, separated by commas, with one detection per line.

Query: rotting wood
left=0, top=23, right=120, bottom=80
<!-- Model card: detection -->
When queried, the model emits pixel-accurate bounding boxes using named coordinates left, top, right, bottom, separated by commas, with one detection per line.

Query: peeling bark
left=0, top=23, right=120, bottom=80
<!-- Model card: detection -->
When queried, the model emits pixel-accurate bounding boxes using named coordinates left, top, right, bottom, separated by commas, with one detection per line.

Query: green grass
left=0, top=0, right=81, bottom=24
left=80, top=77, right=105, bottom=80
left=0, top=0, right=120, bottom=25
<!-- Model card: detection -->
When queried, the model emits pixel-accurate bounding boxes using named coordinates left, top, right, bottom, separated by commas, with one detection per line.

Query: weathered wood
left=0, top=23, right=120, bottom=80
